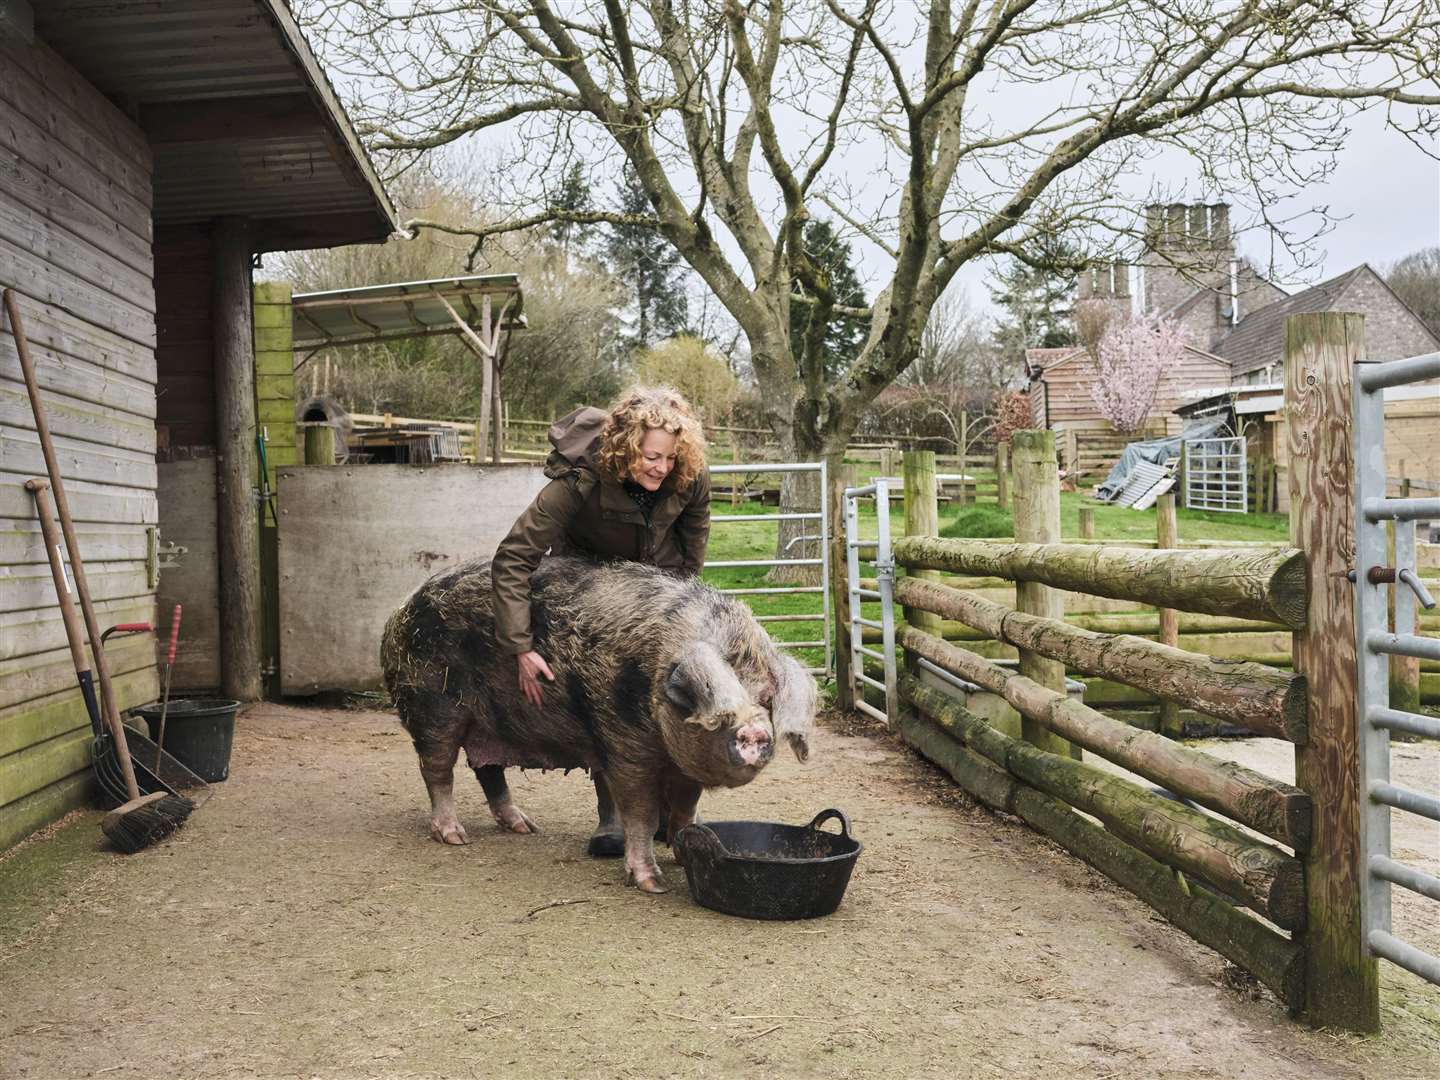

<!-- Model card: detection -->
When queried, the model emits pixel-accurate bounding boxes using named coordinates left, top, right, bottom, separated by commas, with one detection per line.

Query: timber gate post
left=1156, top=493, right=1181, bottom=737
left=1011, top=431, right=1076, bottom=758
left=830, top=460, right=858, bottom=710
left=902, top=452, right=941, bottom=673
left=1285, top=311, right=1379, bottom=1031
left=995, top=441, right=1011, bottom=509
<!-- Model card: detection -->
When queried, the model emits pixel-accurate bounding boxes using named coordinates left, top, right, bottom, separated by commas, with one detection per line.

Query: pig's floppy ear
left=665, top=642, right=746, bottom=729
left=770, top=652, right=817, bottom=762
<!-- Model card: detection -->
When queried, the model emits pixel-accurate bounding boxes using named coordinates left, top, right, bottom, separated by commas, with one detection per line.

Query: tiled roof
left=1213, top=266, right=1369, bottom=376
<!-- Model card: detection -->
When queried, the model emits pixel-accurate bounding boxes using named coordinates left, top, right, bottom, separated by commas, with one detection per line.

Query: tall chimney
left=1210, top=203, right=1230, bottom=249
left=1166, top=203, right=1186, bottom=242
left=1145, top=205, right=1163, bottom=244
left=1187, top=204, right=1207, bottom=245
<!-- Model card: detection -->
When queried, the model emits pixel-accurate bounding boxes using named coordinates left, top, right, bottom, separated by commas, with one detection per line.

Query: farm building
left=1, top=0, right=397, bottom=851
left=1025, top=202, right=1439, bottom=479
left=1175, top=380, right=1440, bottom=514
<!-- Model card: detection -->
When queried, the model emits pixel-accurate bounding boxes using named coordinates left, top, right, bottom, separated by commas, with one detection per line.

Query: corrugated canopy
left=34, top=0, right=396, bottom=251
left=292, top=275, right=525, bottom=351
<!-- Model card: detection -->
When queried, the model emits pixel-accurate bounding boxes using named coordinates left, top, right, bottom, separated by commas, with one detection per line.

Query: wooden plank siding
left=1036, top=345, right=1232, bottom=436
left=0, top=37, right=159, bottom=850
left=154, top=224, right=215, bottom=450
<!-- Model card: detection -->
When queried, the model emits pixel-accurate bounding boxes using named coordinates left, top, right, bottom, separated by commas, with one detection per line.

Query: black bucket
left=673, top=809, right=862, bottom=920
left=133, top=698, right=239, bottom=783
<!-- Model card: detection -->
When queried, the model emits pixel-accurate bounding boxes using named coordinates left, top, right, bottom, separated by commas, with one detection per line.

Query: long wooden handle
left=24, top=480, right=89, bottom=674
left=6, top=289, right=140, bottom=801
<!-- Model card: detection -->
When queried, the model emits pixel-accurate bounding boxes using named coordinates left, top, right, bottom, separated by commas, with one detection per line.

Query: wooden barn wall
left=0, top=37, right=159, bottom=851
left=276, top=464, right=549, bottom=694
left=1043, top=349, right=1232, bottom=435
left=154, top=223, right=214, bottom=450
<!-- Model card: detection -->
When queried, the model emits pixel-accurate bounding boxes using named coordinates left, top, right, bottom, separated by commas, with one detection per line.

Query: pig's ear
left=665, top=642, right=743, bottom=728
left=771, top=653, right=817, bottom=762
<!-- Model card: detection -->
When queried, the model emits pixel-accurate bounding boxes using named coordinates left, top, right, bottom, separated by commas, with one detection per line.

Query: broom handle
left=6, top=289, right=140, bottom=801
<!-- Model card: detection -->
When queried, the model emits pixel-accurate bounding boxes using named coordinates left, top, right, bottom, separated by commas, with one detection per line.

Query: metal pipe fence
left=706, top=462, right=830, bottom=677
left=1354, top=348, right=1440, bottom=987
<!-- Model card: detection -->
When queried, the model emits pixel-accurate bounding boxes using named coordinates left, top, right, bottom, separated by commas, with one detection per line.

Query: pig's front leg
left=662, top=772, right=703, bottom=846
left=608, top=770, right=667, bottom=894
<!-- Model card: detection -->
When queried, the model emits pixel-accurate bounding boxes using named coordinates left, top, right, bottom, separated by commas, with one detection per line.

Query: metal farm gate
left=706, top=462, right=832, bottom=678
left=1184, top=434, right=1247, bottom=513
left=1352, top=349, right=1440, bottom=986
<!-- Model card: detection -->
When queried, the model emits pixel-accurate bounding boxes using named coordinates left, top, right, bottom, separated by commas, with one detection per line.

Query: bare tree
left=299, top=0, right=1437, bottom=530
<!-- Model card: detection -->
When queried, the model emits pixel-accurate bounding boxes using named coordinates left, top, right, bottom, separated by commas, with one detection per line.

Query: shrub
left=939, top=504, right=1015, bottom=538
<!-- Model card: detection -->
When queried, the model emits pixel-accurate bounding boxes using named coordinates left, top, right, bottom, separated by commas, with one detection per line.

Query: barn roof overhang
left=32, top=0, right=397, bottom=252
left=291, top=275, right=526, bottom=353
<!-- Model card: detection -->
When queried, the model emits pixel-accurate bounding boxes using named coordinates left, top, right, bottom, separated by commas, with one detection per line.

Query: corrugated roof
left=292, top=275, right=525, bottom=350
left=34, top=0, right=396, bottom=251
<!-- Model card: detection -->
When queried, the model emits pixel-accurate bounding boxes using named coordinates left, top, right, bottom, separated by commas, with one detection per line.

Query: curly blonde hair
left=597, top=385, right=707, bottom=490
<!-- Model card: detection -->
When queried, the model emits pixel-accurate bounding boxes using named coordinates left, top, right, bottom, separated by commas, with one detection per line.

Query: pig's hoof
left=628, top=871, right=669, bottom=895
left=430, top=821, right=470, bottom=845
left=492, top=805, right=540, bottom=834
left=587, top=830, right=625, bottom=858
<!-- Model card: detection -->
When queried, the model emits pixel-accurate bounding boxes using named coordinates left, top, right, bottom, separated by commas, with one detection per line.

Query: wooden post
left=902, top=452, right=941, bottom=667
left=958, top=413, right=969, bottom=506
left=995, top=441, right=1011, bottom=509
left=477, top=295, right=493, bottom=460
left=1177, top=439, right=1189, bottom=509
left=1011, top=431, right=1075, bottom=758
left=879, top=446, right=895, bottom=479
left=304, top=423, right=335, bottom=465
left=213, top=216, right=262, bottom=701
left=1156, top=493, right=1181, bottom=738
left=1286, top=312, right=1377, bottom=1031
left=1078, top=506, right=1095, bottom=540
left=830, top=459, right=858, bottom=710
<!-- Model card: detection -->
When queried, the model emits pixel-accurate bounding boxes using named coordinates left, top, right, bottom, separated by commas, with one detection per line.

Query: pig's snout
left=729, top=719, right=774, bottom=768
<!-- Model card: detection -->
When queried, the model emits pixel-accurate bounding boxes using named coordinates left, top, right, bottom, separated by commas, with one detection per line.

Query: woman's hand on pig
left=517, top=650, right=556, bottom=706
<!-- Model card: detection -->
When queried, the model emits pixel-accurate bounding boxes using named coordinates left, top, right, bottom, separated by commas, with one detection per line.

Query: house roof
left=1210, top=266, right=1373, bottom=377
left=33, top=0, right=396, bottom=251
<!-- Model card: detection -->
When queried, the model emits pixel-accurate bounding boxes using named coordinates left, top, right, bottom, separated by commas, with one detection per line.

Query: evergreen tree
left=988, top=237, right=1081, bottom=369
left=789, top=218, right=869, bottom=379
left=546, top=162, right=595, bottom=254
left=605, top=163, right=689, bottom=348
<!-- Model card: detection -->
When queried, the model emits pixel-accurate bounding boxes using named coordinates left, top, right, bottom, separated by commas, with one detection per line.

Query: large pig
left=380, top=556, right=816, bottom=893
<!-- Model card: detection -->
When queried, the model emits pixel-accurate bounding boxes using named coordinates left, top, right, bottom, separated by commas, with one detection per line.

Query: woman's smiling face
left=631, top=426, right=679, bottom=491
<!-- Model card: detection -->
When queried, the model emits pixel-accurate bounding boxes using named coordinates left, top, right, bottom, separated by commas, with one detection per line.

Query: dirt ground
left=2, top=702, right=1437, bottom=1080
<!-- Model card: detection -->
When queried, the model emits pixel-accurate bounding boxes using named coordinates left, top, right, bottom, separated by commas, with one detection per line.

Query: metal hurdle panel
left=1353, top=349, right=1440, bottom=986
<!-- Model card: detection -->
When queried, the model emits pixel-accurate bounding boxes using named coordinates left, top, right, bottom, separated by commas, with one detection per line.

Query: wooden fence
left=848, top=315, right=1431, bottom=1033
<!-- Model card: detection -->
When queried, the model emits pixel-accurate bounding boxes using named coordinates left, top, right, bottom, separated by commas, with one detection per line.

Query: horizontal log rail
left=896, top=577, right=1308, bottom=743
left=896, top=700, right=1303, bottom=1008
left=900, top=629, right=1312, bottom=851
left=900, top=676, right=1306, bottom=931
left=892, top=536, right=1308, bottom=629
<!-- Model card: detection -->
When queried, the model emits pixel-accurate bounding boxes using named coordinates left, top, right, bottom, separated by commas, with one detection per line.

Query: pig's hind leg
left=399, top=693, right=472, bottom=846
left=474, top=766, right=540, bottom=834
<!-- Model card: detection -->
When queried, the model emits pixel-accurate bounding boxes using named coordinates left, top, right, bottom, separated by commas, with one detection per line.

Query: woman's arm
left=490, top=478, right=583, bottom=655
left=675, top=468, right=712, bottom=575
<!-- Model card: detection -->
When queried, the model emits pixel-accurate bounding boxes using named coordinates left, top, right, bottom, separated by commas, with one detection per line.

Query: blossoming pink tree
left=1087, top=314, right=1186, bottom=435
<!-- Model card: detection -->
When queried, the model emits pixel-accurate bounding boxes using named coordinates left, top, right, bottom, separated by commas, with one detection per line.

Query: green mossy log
left=893, top=536, right=1308, bottom=629
left=899, top=632, right=1312, bottom=853
left=901, top=676, right=1306, bottom=930
left=897, top=705, right=1303, bottom=1009
left=895, top=577, right=1307, bottom=742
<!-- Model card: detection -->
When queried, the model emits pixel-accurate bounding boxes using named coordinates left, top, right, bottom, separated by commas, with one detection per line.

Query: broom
left=7, top=290, right=193, bottom=850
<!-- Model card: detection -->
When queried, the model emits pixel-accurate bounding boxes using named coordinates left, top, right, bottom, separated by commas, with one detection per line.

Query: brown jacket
left=491, top=406, right=711, bottom=654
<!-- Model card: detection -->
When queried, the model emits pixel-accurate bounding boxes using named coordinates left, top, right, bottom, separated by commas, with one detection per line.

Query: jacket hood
left=544, top=406, right=608, bottom=480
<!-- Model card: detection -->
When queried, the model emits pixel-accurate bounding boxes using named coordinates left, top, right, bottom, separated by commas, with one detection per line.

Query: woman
left=490, top=385, right=712, bottom=855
